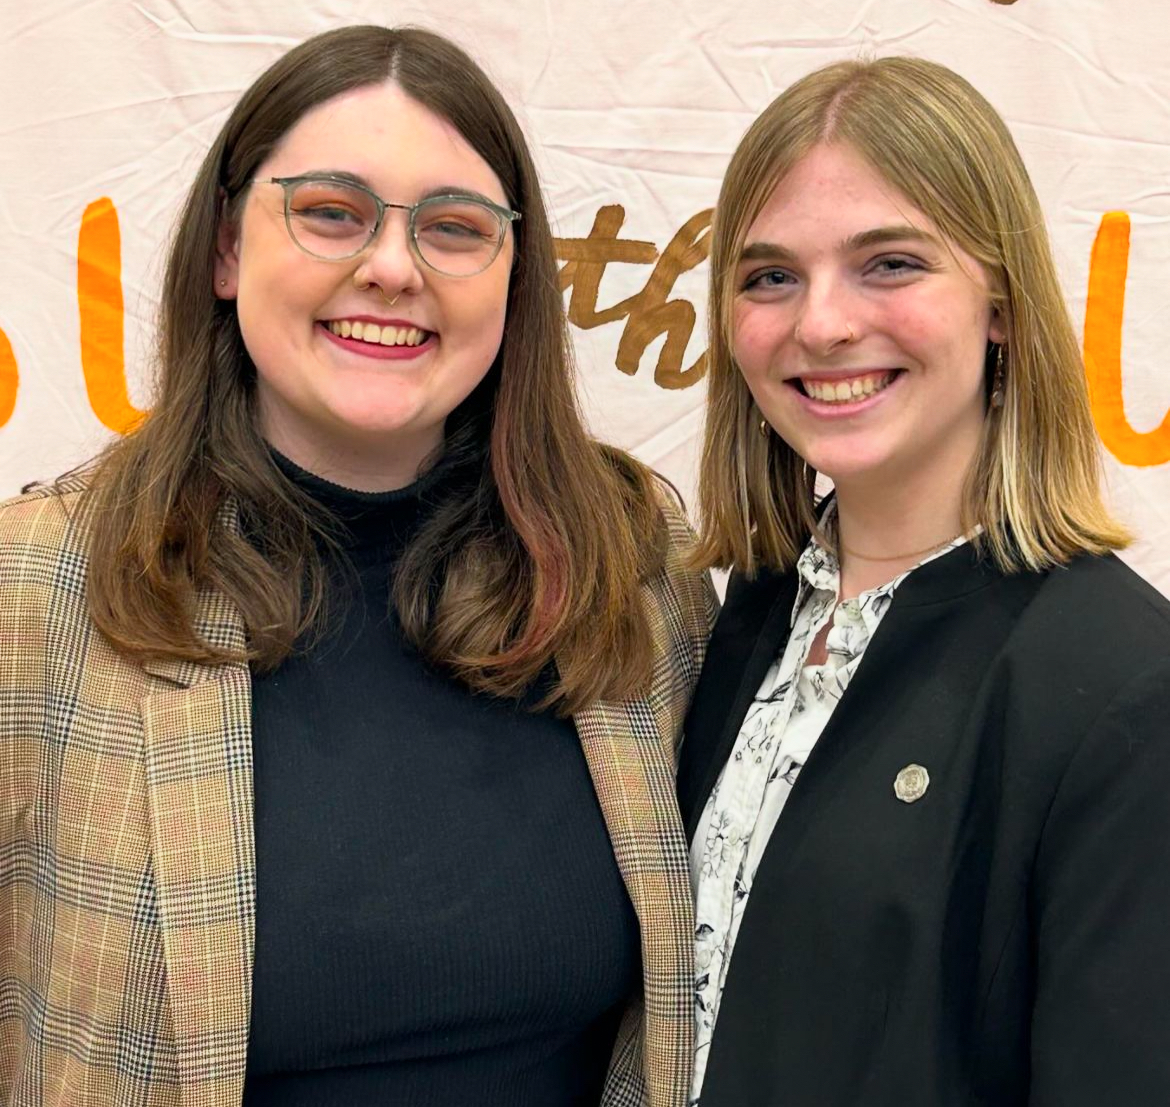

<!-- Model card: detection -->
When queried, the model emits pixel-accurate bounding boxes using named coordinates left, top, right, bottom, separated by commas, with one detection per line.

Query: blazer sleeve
left=1029, top=654, right=1170, bottom=1106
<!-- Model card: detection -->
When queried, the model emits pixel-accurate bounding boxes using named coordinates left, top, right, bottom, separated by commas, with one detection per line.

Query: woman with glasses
left=677, top=57, right=1170, bottom=1107
left=0, top=26, right=713, bottom=1107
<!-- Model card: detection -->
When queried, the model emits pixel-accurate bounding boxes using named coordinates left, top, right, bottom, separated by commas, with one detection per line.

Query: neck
left=261, top=422, right=442, bottom=494
left=832, top=470, right=967, bottom=599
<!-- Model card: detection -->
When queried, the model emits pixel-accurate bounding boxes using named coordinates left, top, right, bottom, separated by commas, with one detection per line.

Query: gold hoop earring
left=759, top=417, right=770, bottom=438
left=990, top=344, right=1006, bottom=409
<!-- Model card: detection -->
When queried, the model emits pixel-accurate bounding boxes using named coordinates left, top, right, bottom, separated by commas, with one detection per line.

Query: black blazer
left=678, top=546, right=1170, bottom=1107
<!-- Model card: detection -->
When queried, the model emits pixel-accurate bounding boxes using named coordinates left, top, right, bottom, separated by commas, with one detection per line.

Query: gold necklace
left=838, top=534, right=963, bottom=563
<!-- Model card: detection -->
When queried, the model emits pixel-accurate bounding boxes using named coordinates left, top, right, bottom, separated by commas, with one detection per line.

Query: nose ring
left=354, top=277, right=401, bottom=308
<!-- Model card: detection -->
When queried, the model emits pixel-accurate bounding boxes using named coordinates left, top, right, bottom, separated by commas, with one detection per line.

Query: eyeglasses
left=257, top=175, right=521, bottom=277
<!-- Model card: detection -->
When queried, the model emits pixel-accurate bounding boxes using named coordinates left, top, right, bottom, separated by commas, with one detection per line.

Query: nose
left=351, top=209, right=425, bottom=301
left=793, top=275, right=858, bottom=355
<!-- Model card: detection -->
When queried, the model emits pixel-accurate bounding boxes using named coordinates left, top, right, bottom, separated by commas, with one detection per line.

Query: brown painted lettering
left=555, top=205, right=712, bottom=389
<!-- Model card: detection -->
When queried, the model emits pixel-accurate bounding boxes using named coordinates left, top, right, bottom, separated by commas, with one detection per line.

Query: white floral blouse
left=687, top=510, right=966, bottom=1105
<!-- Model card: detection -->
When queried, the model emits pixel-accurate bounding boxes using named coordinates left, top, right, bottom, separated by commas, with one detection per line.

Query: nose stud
left=794, top=322, right=857, bottom=347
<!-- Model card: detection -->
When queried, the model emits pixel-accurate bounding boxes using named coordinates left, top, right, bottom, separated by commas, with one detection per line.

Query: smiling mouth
left=326, top=320, right=430, bottom=347
left=797, top=370, right=900, bottom=403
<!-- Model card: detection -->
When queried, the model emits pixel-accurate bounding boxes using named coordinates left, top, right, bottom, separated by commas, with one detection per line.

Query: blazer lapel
left=574, top=687, right=694, bottom=1107
left=678, top=568, right=799, bottom=841
left=140, top=596, right=255, bottom=1107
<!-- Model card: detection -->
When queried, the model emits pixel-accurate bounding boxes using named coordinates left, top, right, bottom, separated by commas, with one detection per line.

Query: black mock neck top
left=241, top=455, right=641, bottom=1106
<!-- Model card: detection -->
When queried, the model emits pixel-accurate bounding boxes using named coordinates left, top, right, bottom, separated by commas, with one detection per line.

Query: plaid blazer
left=0, top=480, right=715, bottom=1107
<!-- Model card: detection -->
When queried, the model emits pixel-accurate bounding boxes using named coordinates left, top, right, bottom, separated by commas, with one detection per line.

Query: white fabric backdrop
left=1, top=0, right=1167, bottom=593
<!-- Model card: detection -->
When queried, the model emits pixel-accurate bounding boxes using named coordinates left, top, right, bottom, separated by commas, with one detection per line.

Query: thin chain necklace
left=838, top=533, right=964, bottom=563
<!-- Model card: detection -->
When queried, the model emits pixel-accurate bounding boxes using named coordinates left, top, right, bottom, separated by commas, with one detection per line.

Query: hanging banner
left=1, top=0, right=1166, bottom=592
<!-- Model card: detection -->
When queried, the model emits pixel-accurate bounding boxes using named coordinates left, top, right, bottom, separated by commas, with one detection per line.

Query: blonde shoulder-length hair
left=694, top=55, right=1129, bottom=576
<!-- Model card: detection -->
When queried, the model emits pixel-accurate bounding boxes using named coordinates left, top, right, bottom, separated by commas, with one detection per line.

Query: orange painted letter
left=78, top=198, right=145, bottom=434
left=0, top=327, right=17, bottom=427
left=1083, top=212, right=1170, bottom=467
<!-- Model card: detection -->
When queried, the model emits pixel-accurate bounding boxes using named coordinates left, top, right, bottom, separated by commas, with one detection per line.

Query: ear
left=214, top=203, right=240, bottom=300
left=988, top=302, right=1008, bottom=346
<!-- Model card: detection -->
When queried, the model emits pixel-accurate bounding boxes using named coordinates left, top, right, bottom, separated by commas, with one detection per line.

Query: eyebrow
left=301, top=169, right=502, bottom=207
left=738, top=224, right=941, bottom=265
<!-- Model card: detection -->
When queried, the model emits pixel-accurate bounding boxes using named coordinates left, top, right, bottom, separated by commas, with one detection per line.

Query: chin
left=326, top=398, right=423, bottom=433
left=807, top=452, right=895, bottom=488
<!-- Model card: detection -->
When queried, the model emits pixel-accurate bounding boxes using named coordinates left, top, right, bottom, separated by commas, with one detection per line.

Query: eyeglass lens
left=285, top=179, right=505, bottom=275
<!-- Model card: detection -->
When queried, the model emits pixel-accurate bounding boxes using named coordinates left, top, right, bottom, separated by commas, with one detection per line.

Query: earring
left=990, top=344, right=1006, bottom=408
left=219, top=279, right=227, bottom=288
left=759, top=417, right=770, bottom=438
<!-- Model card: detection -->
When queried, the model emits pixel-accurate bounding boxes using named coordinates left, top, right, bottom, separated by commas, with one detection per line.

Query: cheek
left=894, top=288, right=990, bottom=352
left=458, top=271, right=510, bottom=358
left=731, top=304, right=788, bottom=380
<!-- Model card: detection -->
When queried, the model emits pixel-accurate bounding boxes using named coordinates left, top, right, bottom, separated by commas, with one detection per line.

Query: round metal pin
left=894, top=763, right=930, bottom=803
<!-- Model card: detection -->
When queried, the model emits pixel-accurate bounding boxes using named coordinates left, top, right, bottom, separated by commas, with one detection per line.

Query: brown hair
left=695, top=55, right=1129, bottom=575
left=77, top=25, right=667, bottom=715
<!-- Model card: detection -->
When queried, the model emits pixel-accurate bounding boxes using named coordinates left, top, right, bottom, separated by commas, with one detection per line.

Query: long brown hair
left=77, top=25, right=667, bottom=715
left=694, top=56, right=1128, bottom=576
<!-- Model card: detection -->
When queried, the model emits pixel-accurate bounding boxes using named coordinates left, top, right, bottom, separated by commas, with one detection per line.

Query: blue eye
left=303, top=207, right=359, bottom=222
left=741, top=269, right=794, bottom=292
left=424, top=220, right=489, bottom=239
left=870, top=256, right=923, bottom=276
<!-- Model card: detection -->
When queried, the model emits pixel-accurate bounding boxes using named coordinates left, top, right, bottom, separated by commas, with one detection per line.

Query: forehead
left=745, top=143, right=936, bottom=241
left=263, top=80, right=508, bottom=204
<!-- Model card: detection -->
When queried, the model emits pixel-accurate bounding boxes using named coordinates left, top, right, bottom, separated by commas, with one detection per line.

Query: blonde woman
left=0, top=27, right=713, bottom=1107
left=678, top=57, right=1170, bottom=1107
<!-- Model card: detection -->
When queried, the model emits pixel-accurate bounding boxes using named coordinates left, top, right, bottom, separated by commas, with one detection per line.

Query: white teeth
left=802, top=372, right=895, bottom=403
left=328, top=321, right=427, bottom=347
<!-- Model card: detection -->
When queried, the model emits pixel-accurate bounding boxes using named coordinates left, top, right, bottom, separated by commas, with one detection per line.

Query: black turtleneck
left=242, top=456, right=641, bottom=1106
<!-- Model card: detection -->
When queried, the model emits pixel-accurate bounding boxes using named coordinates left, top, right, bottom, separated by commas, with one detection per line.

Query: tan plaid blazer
left=0, top=481, right=715, bottom=1107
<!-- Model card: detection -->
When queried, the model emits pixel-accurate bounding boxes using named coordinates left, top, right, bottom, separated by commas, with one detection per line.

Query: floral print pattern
left=687, top=510, right=965, bottom=1105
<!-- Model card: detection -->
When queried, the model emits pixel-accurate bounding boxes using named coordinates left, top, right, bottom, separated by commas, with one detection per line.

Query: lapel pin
left=894, top=763, right=930, bottom=803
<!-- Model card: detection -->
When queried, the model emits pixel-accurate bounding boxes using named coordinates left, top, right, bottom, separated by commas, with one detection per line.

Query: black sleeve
left=1030, top=655, right=1170, bottom=1106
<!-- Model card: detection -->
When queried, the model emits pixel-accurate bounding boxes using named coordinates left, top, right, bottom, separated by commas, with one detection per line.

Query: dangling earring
left=990, top=344, right=1007, bottom=409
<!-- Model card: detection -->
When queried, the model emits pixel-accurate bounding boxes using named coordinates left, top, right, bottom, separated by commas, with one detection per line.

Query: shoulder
left=0, top=482, right=93, bottom=622
left=724, top=561, right=795, bottom=610
left=709, top=561, right=797, bottom=649
left=966, top=554, right=1170, bottom=798
left=1012, top=552, right=1170, bottom=667
left=1047, top=551, right=1170, bottom=619
left=0, top=480, right=90, bottom=561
